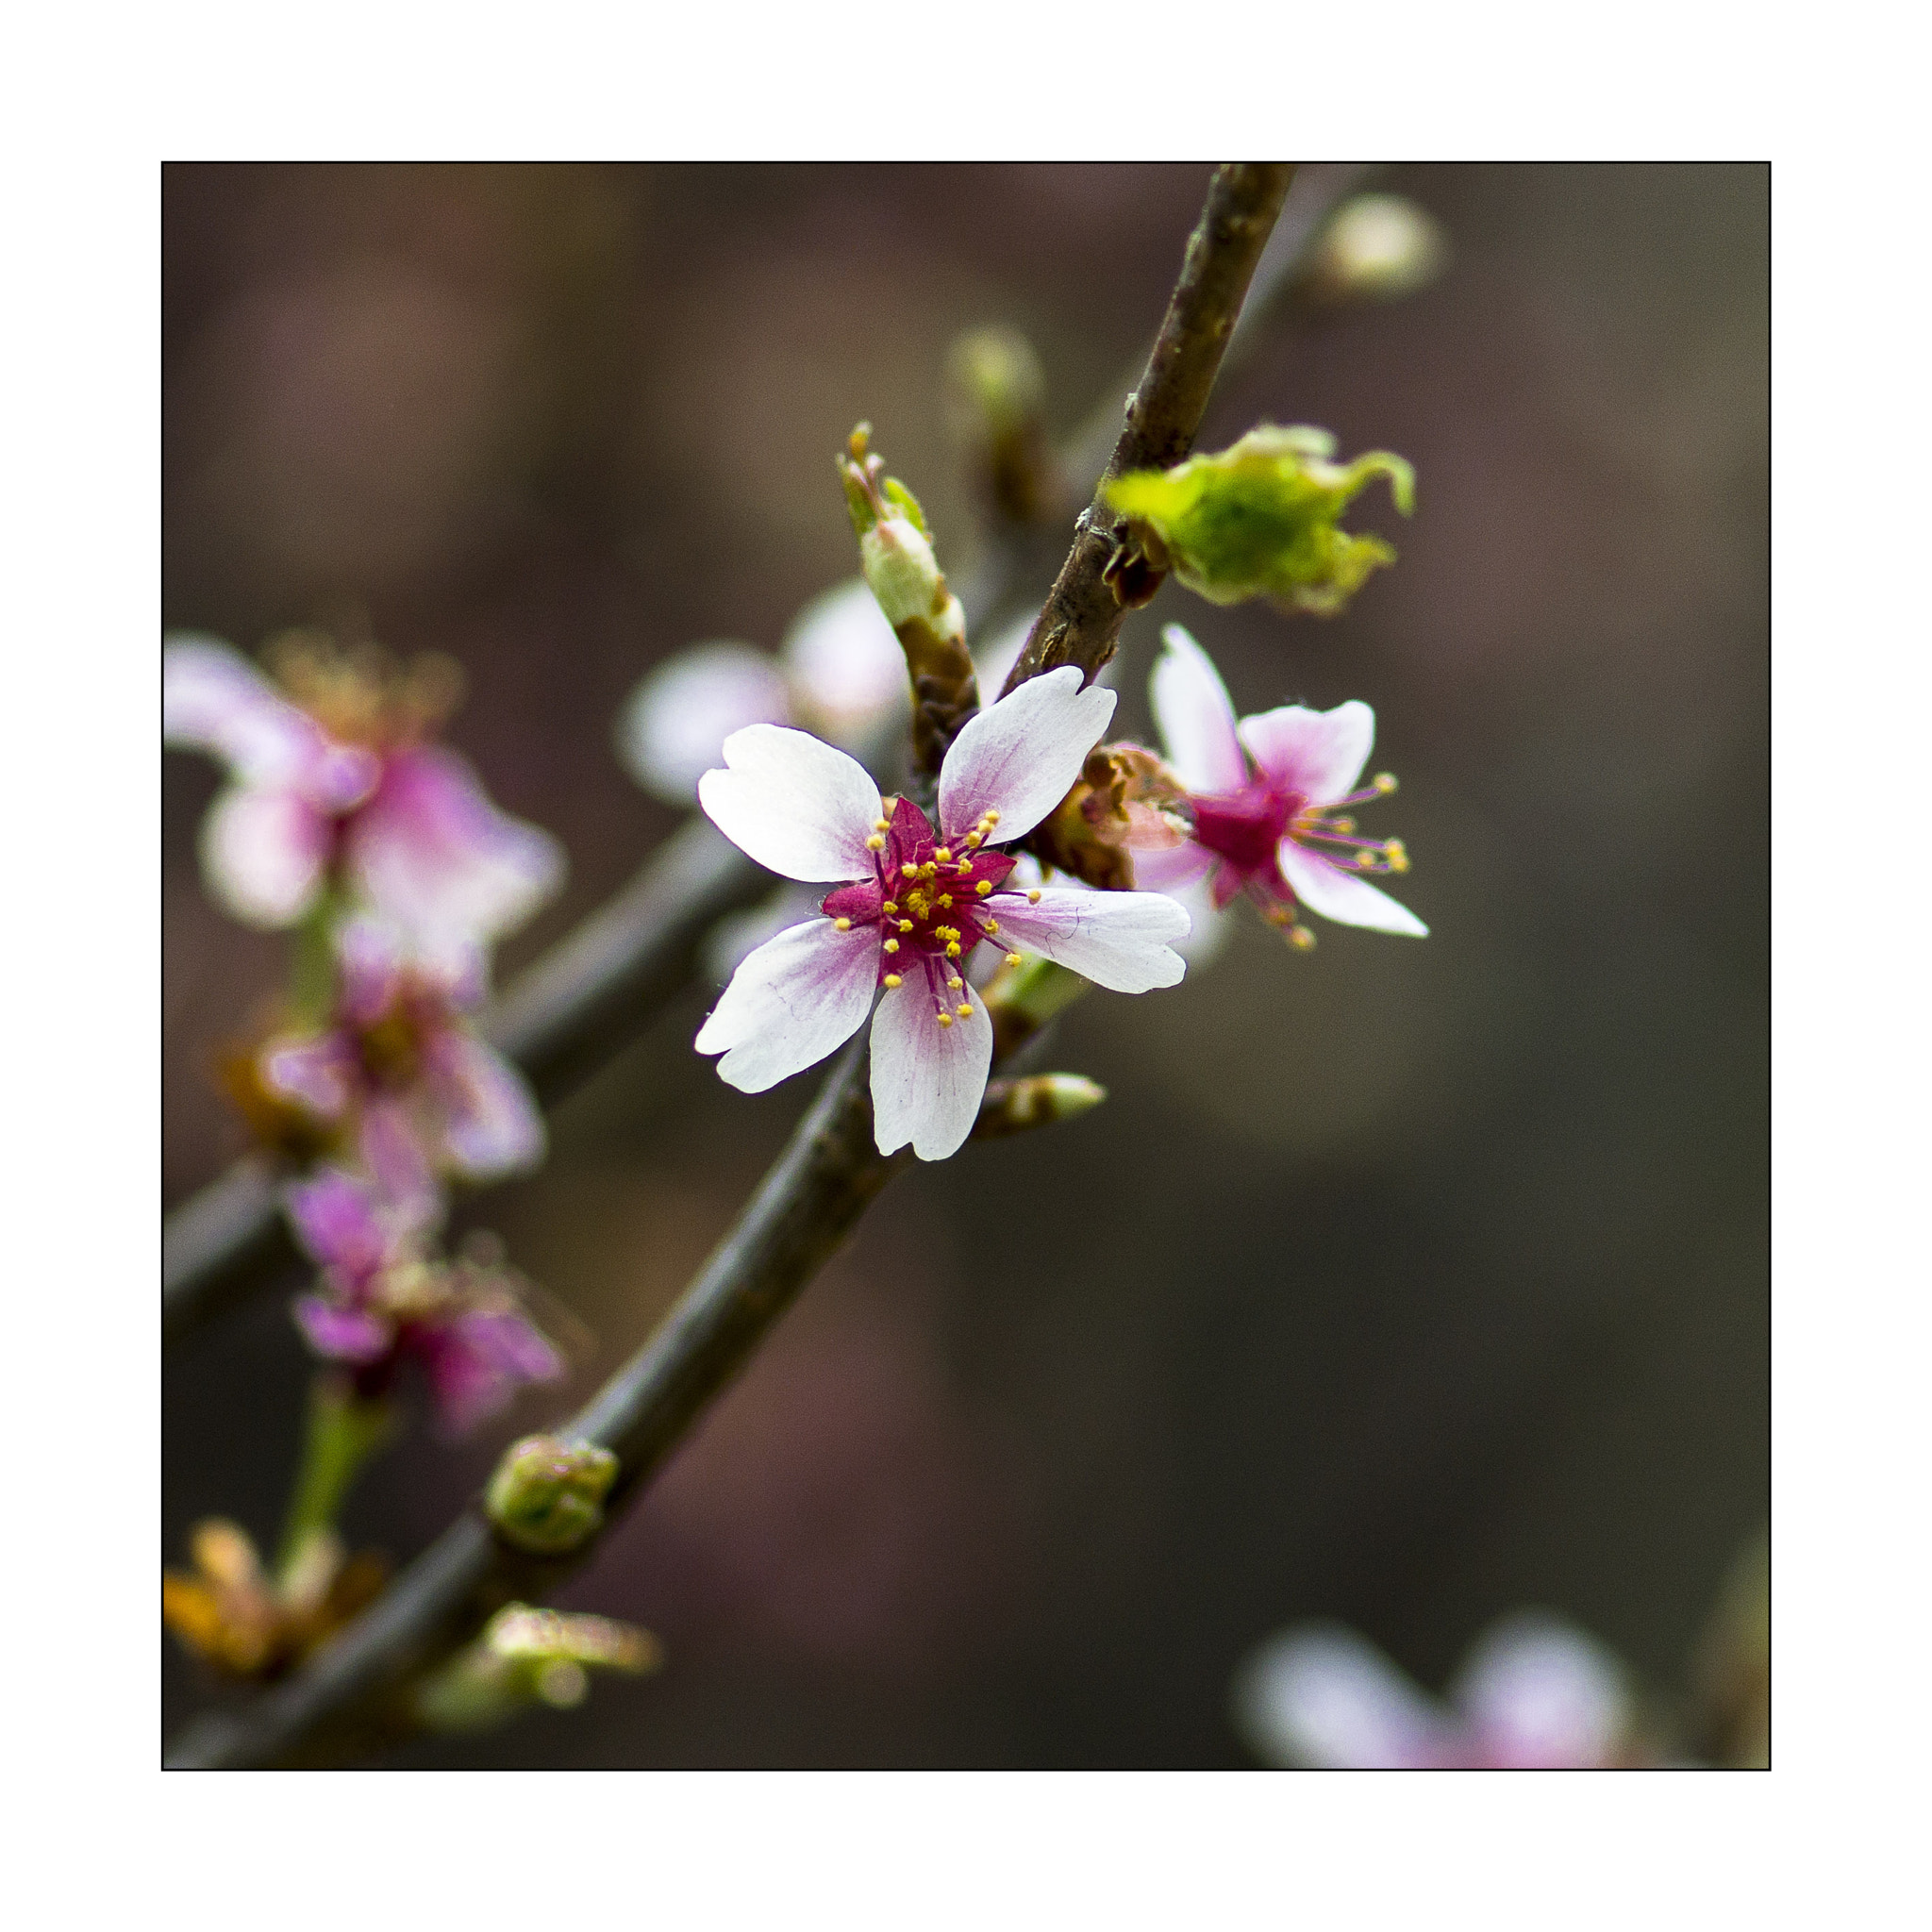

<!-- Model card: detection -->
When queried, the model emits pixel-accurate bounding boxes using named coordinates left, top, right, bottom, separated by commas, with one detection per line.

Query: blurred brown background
left=163, top=163, right=1768, bottom=1765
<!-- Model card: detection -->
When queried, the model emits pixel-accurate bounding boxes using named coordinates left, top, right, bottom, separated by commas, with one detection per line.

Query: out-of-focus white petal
left=698, top=724, right=882, bottom=883
left=1151, top=625, right=1247, bottom=793
left=694, top=918, right=877, bottom=1093
left=616, top=642, right=792, bottom=805
left=1232, top=1624, right=1446, bottom=1769
left=1454, top=1614, right=1630, bottom=1768
left=200, top=785, right=328, bottom=927
left=261, top=1032, right=357, bottom=1119
left=1238, top=700, right=1375, bottom=806
left=1126, top=840, right=1213, bottom=892
left=1147, top=866, right=1230, bottom=968
left=778, top=579, right=909, bottom=749
left=937, top=666, right=1115, bottom=844
left=164, top=635, right=318, bottom=787
left=987, top=887, right=1188, bottom=993
left=345, top=745, right=564, bottom=953
left=870, top=977, right=992, bottom=1161
left=429, top=1034, right=545, bottom=1178
left=1276, top=840, right=1427, bottom=936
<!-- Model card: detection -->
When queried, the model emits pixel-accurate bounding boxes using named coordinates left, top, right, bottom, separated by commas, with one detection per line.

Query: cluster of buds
left=162, top=1520, right=387, bottom=1681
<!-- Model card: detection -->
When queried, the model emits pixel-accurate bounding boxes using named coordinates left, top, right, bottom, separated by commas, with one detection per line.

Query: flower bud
left=1303, top=194, right=1450, bottom=307
left=415, top=1603, right=662, bottom=1733
left=485, top=1435, right=619, bottom=1555
left=1104, top=425, right=1415, bottom=616
left=1027, top=744, right=1191, bottom=891
left=973, top=1074, right=1108, bottom=1140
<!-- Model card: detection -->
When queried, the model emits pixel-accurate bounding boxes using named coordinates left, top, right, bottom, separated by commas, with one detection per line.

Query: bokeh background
left=162, top=163, right=1768, bottom=1766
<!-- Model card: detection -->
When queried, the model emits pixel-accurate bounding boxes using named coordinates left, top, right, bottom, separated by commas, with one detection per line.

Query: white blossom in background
left=692, top=669, right=1190, bottom=1160
left=1232, top=1613, right=1638, bottom=1768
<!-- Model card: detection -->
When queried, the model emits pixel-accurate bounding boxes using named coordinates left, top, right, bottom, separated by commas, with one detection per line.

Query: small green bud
left=1304, top=194, right=1450, bottom=306
left=1104, top=425, right=1415, bottom=616
left=973, top=1073, right=1108, bottom=1140
left=981, top=953, right=1091, bottom=1060
left=947, top=325, right=1058, bottom=525
left=485, top=1435, right=619, bottom=1555
left=415, top=1603, right=661, bottom=1733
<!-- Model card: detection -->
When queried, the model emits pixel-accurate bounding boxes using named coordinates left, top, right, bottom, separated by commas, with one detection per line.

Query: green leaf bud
left=973, top=1073, right=1108, bottom=1140
left=415, top=1603, right=661, bottom=1733
left=1103, top=425, right=1415, bottom=616
left=485, top=1434, right=620, bottom=1555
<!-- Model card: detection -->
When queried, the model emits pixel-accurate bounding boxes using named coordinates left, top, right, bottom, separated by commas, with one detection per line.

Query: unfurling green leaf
left=1104, top=425, right=1415, bottom=616
left=485, top=1434, right=619, bottom=1554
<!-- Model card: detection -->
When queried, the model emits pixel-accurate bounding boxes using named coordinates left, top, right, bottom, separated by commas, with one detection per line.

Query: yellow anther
left=834, top=917, right=852, bottom=932
left=1373, top=773, right=1397, bottom=794
left=1290, top=925, right=1317, bottom=952
left=975, top=879, right=992, bottom=895
left=884, top=938, right=899, bottom=953
left=1005, top=951, right=1023, bottom=966
left=882, top=902, right=898, bottom=916
left=883, top=973, right=902, bottom=988
left=1330, top=816, right=1357, bottom=835
left=873, top=817, right=891, bottom=833
left=956, top=1003, right=973, bottom=1018
left=938, top=894, right=954, bottom=909
left=935, top=847, right=953, bottom=863
left=946, top=974, right=963, bottom=991
left=964, top=832, right=982, bottom=849
left=901, top=863, right=919, bottom=878
left=1027, top=890, right=1041, bottom=905
left=938, top=1010, right=955, bottom=1028
left=957, top=860, right=974, bottom=876
left=1385, top=839, right=1410, bottom=874
left=985, top=918, right=999, bottom=934
left=1261, top=903, right=1290, bottom=926
left=946, top=941, right=962, bottom=958
left=1357, top=851, right=1377, bottom=868
left=898, top=919, right=913, bottom=932
left=985, top=809, right=1000, bottom=824
left=866, top=834, right=886, bottom=851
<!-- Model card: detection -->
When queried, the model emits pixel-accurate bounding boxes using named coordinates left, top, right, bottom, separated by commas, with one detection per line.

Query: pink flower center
left=821, top=796, right=1023, bottom=1011
left=1191, top=781, right=1298, bottom=886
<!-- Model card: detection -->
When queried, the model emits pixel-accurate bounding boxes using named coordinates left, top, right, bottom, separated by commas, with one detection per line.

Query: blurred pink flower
left=1233, top=1613, right=1637, bottom=1769
left=286, top=1160, right=562, bottom=1436
left=1133, top=625, right=1426, bottom=950
left=164, top=634, right=562, bottom=955
left=693, top=669, right=1189, bottom=1160
left=261, top=915, right=542, bottom=1202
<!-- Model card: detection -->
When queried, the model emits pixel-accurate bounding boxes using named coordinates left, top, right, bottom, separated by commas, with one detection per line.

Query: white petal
left=345, top=746, right=564, bottom=952
left=694, top=918, right=877, bottom=1093
left=615, top=642, right=792, bottom=804
left=778, top=579, right=909, bottom=749
left=938, top=666, right=1116, bottom=843
left=1127, top=839, right=1213, bottom=892
left=988, top=887, right=1188, bottom=993
left=698, top=724, right=882, bottom=883
left=430, top=1034, right=545, bottom=1177
left=1231, top=1625, right=1446, bottom=1769
left=1151, top=624, right=1247, bottom=793
left=1276, top=839, right=1427, bottom=936
left=163, top=635, right=317, bottom=788
left=199, top=785, right=327, bottom=927
left=1238, top=700, right=1375, bottom=806
left=869, top=975, right=993, bottom=1161
left=1453, top=1614, right=1630, bottom=1768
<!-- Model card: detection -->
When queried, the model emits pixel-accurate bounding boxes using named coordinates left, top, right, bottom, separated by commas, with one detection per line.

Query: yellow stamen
left=834, top=918, right=851, bottom=932
left=946, top=975, right=963, bottom=991
left=1027, top=890, right=1041, bottom=905
left=938, top=1010, right=955, bottom=1028
left=898, top=919, right=913, bottom=932
left=1290, top=925, right=1317, bottom=951
left=946, top=942, right=961, bottom=958
left=964, top=832, right=982, bottom=849
left=1329, top=816, right=1356, bottom=835
left=975, top=879, right=992, bottom=896
left=956, top=1003, right=973, bottom=1018
left=882, top=902, right=898, bottom=916
left=985, top=809, right=1000, bottom=824
left=883, top=974, right=902, bottom=988
left=866, top=834, right=886, bottom=851
left=873, top=817, right=891, bottom=833
left=957, top=860, right=974, bottom=876
left=901, top=863, right=919, bottom=878
left=935, top=847, right=953, bottom=863
left=884, top=938, right=899, bottom=953
left=1005, top=951, right=1023, bottom=967
left=1373, top=773, right=1397, bottom=794
left=985, top=918, right=1000, bottom=934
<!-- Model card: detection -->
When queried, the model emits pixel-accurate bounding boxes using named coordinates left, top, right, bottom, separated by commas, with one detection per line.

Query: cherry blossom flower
left=285, top=1161, right=564, bottom=1436
left=260, top=916, right=542, bottom=1203
left=1132, top=624, right=1427, bottom=949
left=1232, top=1613, right=1639, bottom=1769
left=163, top=633, right=562, bottom=956
left=693, top=668, right=1191, bottom=1160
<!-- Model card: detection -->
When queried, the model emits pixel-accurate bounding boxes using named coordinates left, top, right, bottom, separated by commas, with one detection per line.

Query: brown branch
left=998, top=162, right=1295, bottom=698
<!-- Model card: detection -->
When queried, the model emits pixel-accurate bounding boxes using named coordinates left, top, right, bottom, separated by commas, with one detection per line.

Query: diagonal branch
left=161, top=162, right=1366, bottom=1350
left=165, top=160, right=1298, bottom=1769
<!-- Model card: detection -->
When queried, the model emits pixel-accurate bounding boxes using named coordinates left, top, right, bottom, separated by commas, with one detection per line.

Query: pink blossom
left=693, top=668, right=1191, bottom=1160
left=285, top=1163, right=563, bottom=1436
left=1133, top=625, right=1426, bottom=948
left=163, top=634, right=562, bottom=955
left=1233, top=1614, right=1637, bottom=1769
left=261, top=916, right=543, bottom=1202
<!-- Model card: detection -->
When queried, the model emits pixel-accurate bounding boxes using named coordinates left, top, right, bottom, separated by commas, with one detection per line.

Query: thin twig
left=997, top=162, right=1295, bottom=697
left=164, top=162, right=1296, bottom=1768
left=161, top=162, right=1367, bottom=1348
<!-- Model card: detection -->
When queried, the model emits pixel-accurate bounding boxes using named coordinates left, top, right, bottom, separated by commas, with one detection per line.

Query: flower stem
left=289, top=887, right=341, bottom=1028
left=274, top=1374, right=393, bottom=1582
